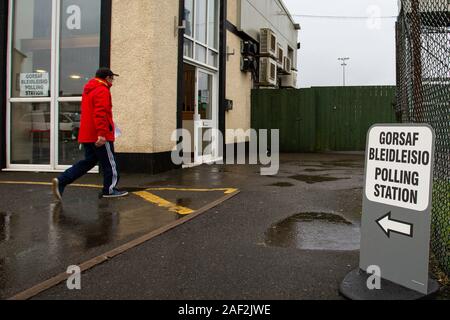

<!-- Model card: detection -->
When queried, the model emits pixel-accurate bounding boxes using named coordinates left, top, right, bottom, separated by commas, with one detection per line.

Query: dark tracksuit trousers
left=58, top=142, right=119, bottom=195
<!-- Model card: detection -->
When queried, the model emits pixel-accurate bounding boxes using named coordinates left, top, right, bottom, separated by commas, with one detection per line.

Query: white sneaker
left=52, top=178, right=63, bottom=202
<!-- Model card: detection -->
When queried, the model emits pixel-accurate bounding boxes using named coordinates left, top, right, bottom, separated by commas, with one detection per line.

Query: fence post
left=411, top=0, right=423, bottom=122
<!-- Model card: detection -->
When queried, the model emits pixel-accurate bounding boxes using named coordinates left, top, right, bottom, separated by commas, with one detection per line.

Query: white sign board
left=20, top=73, right=49, bottom=97
left=361, top=124, right=435, bottom=295
left=365, top=126, right=434, bottom=211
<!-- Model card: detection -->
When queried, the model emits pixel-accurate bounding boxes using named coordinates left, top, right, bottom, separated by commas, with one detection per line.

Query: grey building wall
left=238, top=0, right=299, bottom=67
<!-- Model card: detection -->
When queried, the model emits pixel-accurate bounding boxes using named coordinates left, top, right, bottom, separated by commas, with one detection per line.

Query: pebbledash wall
left=0, top=0, right=299, bottom=174
left=109, top=0, right=180, bottom=173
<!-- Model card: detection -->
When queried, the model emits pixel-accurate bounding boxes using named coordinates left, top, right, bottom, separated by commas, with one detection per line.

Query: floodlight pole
left=338, top=57, right=350, bottom=86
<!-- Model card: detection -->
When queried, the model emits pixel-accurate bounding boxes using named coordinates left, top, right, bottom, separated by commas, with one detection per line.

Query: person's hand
left=95, top=136, right=107, bottom=148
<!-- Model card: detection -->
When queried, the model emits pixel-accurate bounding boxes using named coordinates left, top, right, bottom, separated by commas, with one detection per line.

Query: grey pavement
left=7, top=153, right=445, bottom=300
left=22, top=153, right=365, bottom=299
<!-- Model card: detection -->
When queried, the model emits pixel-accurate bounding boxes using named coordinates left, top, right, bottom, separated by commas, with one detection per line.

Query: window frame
left=183, top=0, right=219, bottom=71
left=5, top=0, right=109, bottom=171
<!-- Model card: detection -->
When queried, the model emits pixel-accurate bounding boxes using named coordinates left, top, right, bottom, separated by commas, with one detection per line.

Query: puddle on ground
left=296, top=163, right=324, bottom=168
left=269, top=182, right=295, bottom=187
left=265, top=212, right=360, bottom=251
left=296, top=160, right=364, bottom=169
left=303, top=168, right=327, bottom=173
left=289, top=175, right=347, bottom=184
left=320, top=161, right=364, bottom=168
left=212, top=167, right=233, bottom=174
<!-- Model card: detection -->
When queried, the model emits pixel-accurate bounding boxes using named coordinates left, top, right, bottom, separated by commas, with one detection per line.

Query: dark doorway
left=182, top=63, right=196, bottom=163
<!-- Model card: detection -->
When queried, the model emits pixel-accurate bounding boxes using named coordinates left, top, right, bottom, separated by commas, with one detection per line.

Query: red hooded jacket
left=78, top=78, right=115, bottom=143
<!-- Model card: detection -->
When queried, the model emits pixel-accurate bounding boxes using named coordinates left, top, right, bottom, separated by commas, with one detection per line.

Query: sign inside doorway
left=19, top=73, right=50, bottom=97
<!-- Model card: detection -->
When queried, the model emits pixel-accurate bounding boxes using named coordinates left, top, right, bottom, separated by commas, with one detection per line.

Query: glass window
left=58, top=101, right=83, bottom=165
left=10, top=102, right=51, bottom=165
left=184, top=0, right=219, bottom=67
left=184, top=0, right=194, bottom=37
left=59, top=0, right=101, bottom=97
left=208, top=50, right=218, bottom=67
left=11, top=0, right=52, bottom=98
left=208, top=0, right=218, bottom=49
left=197, top=72, right=212, bottom=120
left=195, top=0, right=207, bottom=44
left=7, top=0, right=107, bottom=169
left=184, top=39, right=193, bottom=58
left=195, top=45, right=207, bottom=64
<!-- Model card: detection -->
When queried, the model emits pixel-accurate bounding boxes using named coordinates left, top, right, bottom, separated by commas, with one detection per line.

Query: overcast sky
left=283, top=0, right=399, bottom=88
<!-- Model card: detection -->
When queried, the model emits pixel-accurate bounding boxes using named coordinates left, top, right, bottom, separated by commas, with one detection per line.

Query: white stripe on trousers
left=105, top=142, right=118, bottom=195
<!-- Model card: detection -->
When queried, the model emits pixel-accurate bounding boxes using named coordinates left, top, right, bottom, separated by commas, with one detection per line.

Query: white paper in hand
left=115, top=123, right=122, bottom=139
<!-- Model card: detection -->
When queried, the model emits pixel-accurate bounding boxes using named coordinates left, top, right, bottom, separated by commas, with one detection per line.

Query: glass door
left=7, top=0, right=101, bottom=171
left=194, top=69, right=218, bottom=164
left=55, top=0, right=101, bottom=169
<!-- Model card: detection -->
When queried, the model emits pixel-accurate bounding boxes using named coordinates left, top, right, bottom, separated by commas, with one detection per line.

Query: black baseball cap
left=95, top=67, right=119, bottom=79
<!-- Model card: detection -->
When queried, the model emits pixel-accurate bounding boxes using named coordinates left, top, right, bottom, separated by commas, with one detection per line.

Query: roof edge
left=278, top=0, right=298, bottom=26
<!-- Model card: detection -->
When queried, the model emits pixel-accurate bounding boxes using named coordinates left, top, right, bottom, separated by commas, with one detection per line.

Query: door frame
left=194, top=67, right=219, bottom=164
left=6, top=0, right=56, bottom=171
left=0, top=0, right=9, bottom=170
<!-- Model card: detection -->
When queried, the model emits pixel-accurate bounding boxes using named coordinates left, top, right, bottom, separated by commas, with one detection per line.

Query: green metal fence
left=397, top=0, right=450, bottom=275
left=252, top=86, right=397, bottom=152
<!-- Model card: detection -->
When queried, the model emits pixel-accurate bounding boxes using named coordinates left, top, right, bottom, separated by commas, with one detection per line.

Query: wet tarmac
left=289, top=175, right=348, bottom=184
left=1, top=153, right=447, bottom=299
left=0, top=177, right=237, bottom=299
left=269, top=182, right=295, bottom=188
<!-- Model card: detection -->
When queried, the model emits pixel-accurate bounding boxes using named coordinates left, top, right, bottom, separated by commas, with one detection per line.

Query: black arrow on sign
left=376, top=212, right=414, bottom=238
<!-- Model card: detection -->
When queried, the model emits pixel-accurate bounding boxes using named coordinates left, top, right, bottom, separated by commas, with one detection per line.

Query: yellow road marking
left=0, top=182, right=237, bottom=194
left=0, top=181, right=237, bottom=216
left=145, top=187, right=238, bottom=194
left=71, top=183, right=102, bottom=189
left=0, top=181, right=102, bottom=189
left=133, top=191, right=194, bottom=215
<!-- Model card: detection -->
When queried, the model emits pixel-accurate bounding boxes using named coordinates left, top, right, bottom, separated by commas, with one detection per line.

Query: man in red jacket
left=52, top=68, right=128, bottom=200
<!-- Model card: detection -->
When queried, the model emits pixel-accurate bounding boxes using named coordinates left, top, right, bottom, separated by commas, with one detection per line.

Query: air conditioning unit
left=241, top=40, right=258, bottom=56
left=259, top=28, right=277, bottom=58
left=259, top=57, right=278, bottom=87
left=282, top=56, right=292, bottom=75
left=280, top=71, right=297, bottom=88
left=277, top=44, right=284, bottom=69
left=241, top=56, right=258, bottom=73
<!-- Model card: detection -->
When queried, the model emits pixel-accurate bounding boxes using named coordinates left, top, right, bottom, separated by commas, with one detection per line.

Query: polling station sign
left=365, top=126, right=434, bottom=211
left=360, top=124, right=435, bottom=295
left=20, top=73, right=49, bottom=97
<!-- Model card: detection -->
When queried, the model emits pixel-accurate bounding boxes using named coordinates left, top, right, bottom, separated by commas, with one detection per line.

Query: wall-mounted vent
left=259, top=28, right=277, bottom=59
left=259, top=57, right=278, bottom=86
